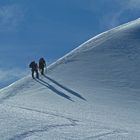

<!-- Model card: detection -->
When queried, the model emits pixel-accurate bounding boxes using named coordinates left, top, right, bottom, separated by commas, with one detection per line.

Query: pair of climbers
left=29, top=58, right=46, bottom=79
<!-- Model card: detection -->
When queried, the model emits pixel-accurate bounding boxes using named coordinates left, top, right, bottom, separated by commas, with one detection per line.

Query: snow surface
left=1, top=19, right=140, bottom=139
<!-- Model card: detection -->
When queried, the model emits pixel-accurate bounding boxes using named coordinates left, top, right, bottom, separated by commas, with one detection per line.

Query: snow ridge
left=1, top=18, right=140, bottom=139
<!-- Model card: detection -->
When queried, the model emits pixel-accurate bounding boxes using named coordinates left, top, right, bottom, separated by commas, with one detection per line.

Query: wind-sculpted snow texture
left=0, top=19, right=140, bottom=139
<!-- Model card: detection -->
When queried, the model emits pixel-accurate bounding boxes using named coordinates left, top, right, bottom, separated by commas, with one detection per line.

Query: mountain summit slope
left=49, top=18, right=140, bottom=90
left=0, top=19, right=140, bottom=139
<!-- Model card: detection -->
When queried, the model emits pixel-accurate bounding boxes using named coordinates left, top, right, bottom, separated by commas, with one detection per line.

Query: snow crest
left=1, top=18, right=140, bottom=139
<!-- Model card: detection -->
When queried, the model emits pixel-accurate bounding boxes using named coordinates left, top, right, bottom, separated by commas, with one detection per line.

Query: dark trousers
left=39, top=67, right=45, bottom=75
left=32, top=69, right=39, bottom=79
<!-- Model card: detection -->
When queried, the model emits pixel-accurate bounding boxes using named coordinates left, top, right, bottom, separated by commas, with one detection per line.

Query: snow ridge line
left=9, top=123, right=76, bottom=140
left=8, top=105, right=78, bottom=140
left=86, top=130, right=128, bottom=139
left=11, top=105, right=78, bottom=124
left=48, top=18, right=140, bottom=72
left=8, top=105, right=129, bottom=140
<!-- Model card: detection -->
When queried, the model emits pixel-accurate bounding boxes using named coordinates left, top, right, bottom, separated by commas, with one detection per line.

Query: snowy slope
left=0, top=19, right=140, bottom=139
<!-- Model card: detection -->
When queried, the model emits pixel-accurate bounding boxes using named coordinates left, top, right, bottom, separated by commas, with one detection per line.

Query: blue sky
left=1, top=0, right=140, bottom=88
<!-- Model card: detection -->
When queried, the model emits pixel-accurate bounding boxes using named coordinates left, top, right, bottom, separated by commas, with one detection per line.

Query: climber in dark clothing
left=29, top=61, right=39, bottom=79
left=39, top=57, right=46, bottom=75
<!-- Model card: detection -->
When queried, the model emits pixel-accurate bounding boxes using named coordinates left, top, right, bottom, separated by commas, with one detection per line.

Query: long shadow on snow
left=35, top=79, right=73, bottom=102
left=43, top=75, right=86, bottom=101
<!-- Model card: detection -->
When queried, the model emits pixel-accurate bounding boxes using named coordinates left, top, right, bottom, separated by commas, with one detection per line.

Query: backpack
left=29, top=61, right=35, bottom=68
